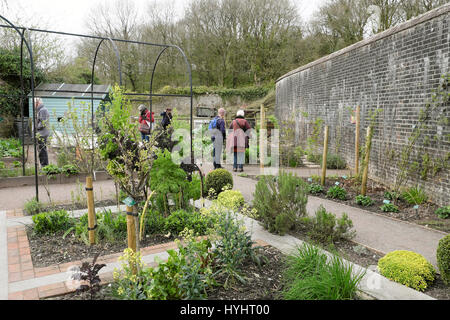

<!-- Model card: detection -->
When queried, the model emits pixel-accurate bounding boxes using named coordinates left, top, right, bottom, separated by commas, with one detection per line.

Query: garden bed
left=26, top=226, right=175, bottom=268
left=287, top=227, right=449, bottom=300
left=305, top=176, right=449, bottom=233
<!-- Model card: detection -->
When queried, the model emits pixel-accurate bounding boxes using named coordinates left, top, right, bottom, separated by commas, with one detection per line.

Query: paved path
left=220, top=165, right=447, bottom=269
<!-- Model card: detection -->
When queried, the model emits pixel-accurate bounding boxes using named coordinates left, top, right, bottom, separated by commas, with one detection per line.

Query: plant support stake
left=355, top=105, right=360, bottom=176
left=361, top=126, right=373, bottom=196
left=321, top=125, right=329, bottom=186
left=86, top=176, right=96, bottom=245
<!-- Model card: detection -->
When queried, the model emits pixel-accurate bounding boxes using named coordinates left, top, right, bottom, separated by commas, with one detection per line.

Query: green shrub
left=401, top=186, right=428, bottom=205
left=12, top=160, right=21, bottom=168
left=253, top=171, right=308, bottom=235
left=378, top=250, right=435, bottom=291
left=144, top=210, right=166, bottom=234
left=308, top=183, right=324, bottom=195
left=41, top=164, right=62, bottom=176
left=306, top=152, right=321, bottom=164
left=60, top=164, right=80, bottom=176
left=74, top=210, right=127, bottom=244
left=217, top=190, right=245, bottom=210
left=384, top=190, right=400, bottom=201
left=326, top=185, right=347, bottom=200
left=300, top=205, right=355, bottom=245
left=212, top=209, right=261, bottom=286
left=32, top=210, right=74, bottom=235
left=0, top=161, right=5, bottom=169
left=436, top=235, right=450, bottom=285
left=322, top=154, right=347, bottom=169
left=164, top=209, right=214, bottom=236
left=0, top=138, right=22, bottom=158
left=434, top=206, right=450, bottom=219
left=24, top=197, right=43, bottom=215
left=205, top=168, right=233, bottom=198
left=380, top=203, right=399, bottom=212
left=355, top=195, right=374, bottom=207
left=282, top=243, right=365, bottom=300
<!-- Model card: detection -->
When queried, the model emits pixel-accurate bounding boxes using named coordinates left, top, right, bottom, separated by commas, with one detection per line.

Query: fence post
left=361, top=126, right=373, bottom=196
left=321, top=126, right=329, bottom=186
left=355, top=106, right=360, bottom=176
left=86, top=176, right=96, bottom=245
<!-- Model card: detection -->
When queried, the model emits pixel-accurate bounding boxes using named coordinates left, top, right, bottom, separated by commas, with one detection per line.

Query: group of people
left=33, top=97, right=250, bottom=173
left=209, top=107, right=252, bottom=172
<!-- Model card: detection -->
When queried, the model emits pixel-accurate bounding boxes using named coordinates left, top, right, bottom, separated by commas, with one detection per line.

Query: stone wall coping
left=276, top=3, right=450, bottom=83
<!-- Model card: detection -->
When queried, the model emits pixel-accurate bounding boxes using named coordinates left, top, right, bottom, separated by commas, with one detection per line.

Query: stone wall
left=275, top=5, right=449, bottom=205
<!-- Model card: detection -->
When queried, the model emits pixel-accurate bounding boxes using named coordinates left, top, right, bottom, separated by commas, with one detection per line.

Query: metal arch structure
left=0, top=15, right=40, bottom=200
left=0, top=19, right=199, bottom=202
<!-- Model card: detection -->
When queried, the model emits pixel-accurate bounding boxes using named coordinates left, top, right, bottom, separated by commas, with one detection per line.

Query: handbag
left=139, top=120, right=151, bottom=134
left=234, top=119, right=249, bottom=149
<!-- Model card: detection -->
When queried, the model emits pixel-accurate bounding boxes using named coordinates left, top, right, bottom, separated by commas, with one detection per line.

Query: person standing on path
left=33, top=97, right=50, bottom=167
left=138, top=104, right=154, bottom=142
left=160, top=107, right=172, bottom=130
left=210, top=108, right=226, bottom=169
left=227, top=109, right=251, bottom=172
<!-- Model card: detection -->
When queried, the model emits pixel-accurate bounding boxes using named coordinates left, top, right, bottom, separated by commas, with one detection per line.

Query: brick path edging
left=6, top=210, right=269, bottom=300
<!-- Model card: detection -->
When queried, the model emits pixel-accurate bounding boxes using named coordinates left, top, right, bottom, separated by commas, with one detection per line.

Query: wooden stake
left=260, top=104, right=265, bottom=169
left=355, top=106, right=360, bottom=176
left=126, top=205, right=137, bottom=252
left=361, top=126, right=373, bottom=196
left=321, top=126, right=329, bottom=186
left=86, top=176, right=96, bottom=246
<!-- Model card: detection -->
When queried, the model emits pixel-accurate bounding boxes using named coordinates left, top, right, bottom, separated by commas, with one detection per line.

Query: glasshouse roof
left=28, top=83, right=110, bottom=99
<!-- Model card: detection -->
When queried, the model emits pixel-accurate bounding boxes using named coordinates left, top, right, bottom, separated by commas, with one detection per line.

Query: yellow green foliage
left=378, top=250, right=435, bottom=291
left=217, top=190, right=245, bottom=211
left=436, top=234, right=450, bottom=285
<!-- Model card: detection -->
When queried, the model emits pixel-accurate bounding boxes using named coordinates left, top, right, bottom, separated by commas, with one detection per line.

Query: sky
left=1, top=0, right=326, bottom=36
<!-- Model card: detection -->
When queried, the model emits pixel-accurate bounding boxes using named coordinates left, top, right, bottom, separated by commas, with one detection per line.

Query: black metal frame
left=0, top=18, right=197, bottom=202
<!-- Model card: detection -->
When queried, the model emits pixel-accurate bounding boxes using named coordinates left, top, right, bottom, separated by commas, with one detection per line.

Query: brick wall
left=275, top=5, right=449, bottom=205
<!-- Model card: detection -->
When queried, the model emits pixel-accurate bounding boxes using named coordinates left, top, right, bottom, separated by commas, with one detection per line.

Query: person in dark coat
left=160, top=107, right=172, bottom=130
left=227, top=109, right=251, bottom=172
left=210, top=108, right=226, bottom=169
left=33, top=97, right=50, bottom=167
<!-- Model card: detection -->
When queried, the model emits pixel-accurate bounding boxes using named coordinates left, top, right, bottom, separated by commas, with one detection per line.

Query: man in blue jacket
left=210, top=108, right=226, bottom=169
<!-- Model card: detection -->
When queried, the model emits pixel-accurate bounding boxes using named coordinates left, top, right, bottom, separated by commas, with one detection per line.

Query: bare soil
left=26, top=226, right=175, bottom=268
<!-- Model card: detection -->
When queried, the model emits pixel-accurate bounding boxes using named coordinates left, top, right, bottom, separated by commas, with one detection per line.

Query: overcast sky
left=1, top=0, right=325, bottom=35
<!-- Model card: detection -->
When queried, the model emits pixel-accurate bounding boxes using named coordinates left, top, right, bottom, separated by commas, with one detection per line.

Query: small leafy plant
left=76, top=252, right=106, bottom=300
left=380, top=203, right=399, bottom=213
left=308, top=183, right=324, bottom=195
left=217, top=190, right=245, bottom=211
left=355, top=195, right=374, bottom=207
left=384, top=190, right=400, bottom=201
left=60, top=164, right=80, bottom=177
left=401, top=186, right=428, bottom=205
left=435, top=206, right=450, bottom=219
left=32, top=210, right=75, bottom=235
left=326, top=185, right=347, bottom=200
left=24, top=197, right=43, bottom=215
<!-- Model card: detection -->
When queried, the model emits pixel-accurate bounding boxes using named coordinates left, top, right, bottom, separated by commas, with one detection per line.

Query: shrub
left=74, top=210, right=127, bottom=244
left=0, top=161, right=5, bottom=169
left=323, top=154, right=347, bottom=169
left=300, top=205, right=355, bottom=245
left=217, top=190, right=245, bottom=211
left=436, top=235, right=450, bottom=285
left=434, top=206, right=450, bottom=219
left=24, top=197, right=44, bottom=215
left=164, top=209, right=214, bottom=236
left=384, top=190, right=400, bottom=201
left=282, top=243, right=365, bottom=300
left=380, top=203, right=399, bottom=212
left=355, top=195, right=374, bottom=207
left=326, top=185, right=347, bottom=200
left=306, top=152, right=321, bottom=164
left=253, top=171, right=308, bottom=235
left=41, top=164, right=62, bottom=176
left=308, top=183, right=324, bottom=195
left=211, top=209, right=261, bottom=286
left=60, top=164, right=80, bottom=176
left=32, top=210, right=74, bottom=235
left=401, top=186, right=428, bottom=205
left=378, top=250, right=435, bottom=291
left=205, top=168, right=233, bottom=198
